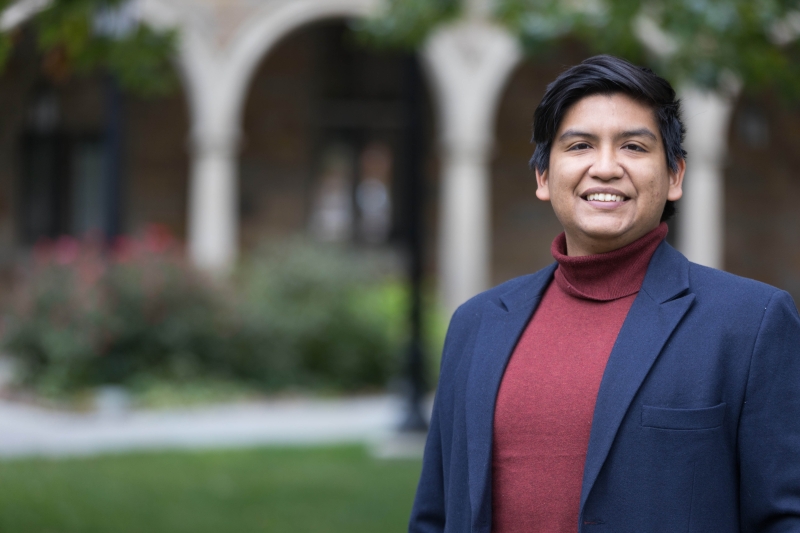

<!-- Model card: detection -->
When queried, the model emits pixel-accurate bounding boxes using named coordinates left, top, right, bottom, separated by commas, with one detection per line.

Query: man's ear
left=667, top=157, right=686, bottom=202
left=535, top=168, right=551, bottom=202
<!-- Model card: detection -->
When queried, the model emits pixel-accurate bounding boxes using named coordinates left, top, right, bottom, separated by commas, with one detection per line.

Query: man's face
left=535, top=93, right=685, bottom=256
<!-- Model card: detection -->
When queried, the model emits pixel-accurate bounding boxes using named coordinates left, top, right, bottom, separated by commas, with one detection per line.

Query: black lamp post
left=94, top=1, right=137, bottom=243
left=101, top=74, right=123, bottom=241
left=399, top=54, right=428, bottom=433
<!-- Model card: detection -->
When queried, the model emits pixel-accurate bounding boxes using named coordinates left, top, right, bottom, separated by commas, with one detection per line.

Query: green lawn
left=0, top=445, right=422, bottom=533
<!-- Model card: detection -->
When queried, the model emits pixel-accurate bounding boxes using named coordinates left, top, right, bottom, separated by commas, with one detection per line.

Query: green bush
left=1, top=230, right=419, bottom=396
left=234, top=240, right=403, bottom=391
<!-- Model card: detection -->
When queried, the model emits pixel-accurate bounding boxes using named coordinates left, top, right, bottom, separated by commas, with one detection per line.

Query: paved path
left=0, top=395, right=429, bottom=459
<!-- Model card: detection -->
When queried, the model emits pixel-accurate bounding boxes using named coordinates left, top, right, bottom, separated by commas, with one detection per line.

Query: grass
left=0, top=445, right=422, bottom=533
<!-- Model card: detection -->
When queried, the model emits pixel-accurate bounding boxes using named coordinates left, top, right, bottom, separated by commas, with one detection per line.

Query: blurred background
left=0, top=0, right=799, bottom=531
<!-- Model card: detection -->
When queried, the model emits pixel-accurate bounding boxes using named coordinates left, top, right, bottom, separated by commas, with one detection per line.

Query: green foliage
left=0, top=0, right=177, bottom=96
left=356, top=0, right=800, bottom=98
left=495, top=0, right=591, bottom=53
left=0, top=446, right=421, bottom=533
left=353, top=0, right=462, bottom=50
left=235, top=240, right=404, bottom=391
left=496, top=0, right=800, bottom=97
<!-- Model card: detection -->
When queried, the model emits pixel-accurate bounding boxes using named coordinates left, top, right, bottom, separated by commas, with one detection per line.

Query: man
left=409, top=55, right=800, bottom=533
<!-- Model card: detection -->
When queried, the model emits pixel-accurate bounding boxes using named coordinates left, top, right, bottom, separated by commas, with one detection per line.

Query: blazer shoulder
left=452, top=263, right=557, bottom=320
left=684, top=261, right=800, bottom=326
left=642, top=242, right=793, bottom=318
left=687, top=261, right=784, bottom=304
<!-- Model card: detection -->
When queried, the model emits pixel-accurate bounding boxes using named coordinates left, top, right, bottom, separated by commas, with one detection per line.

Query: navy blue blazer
left=409, top=241, right=800, bottom=533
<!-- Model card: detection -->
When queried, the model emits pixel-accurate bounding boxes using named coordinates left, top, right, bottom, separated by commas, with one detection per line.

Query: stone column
left=422, top=21, right=521, bottom=315
left=677, top=88, right=735, bottom=270
left=439, top=141, right=492, bottom=313
left=180, top=32, right=243, bottom=273
left=188, top=132, right=240, bottom=272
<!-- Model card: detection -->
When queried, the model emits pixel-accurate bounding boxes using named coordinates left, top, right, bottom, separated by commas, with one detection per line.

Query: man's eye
left=624, top=144, right=646, bottom=152
left=568, top=142, right=591, bottom=151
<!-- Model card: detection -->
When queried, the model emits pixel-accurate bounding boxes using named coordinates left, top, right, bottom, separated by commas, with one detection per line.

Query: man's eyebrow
left=616, top=128, right=658, bottom=141
left=557, top=128, right=659, bottom=143
left=558, top=129, right=598, bottom=142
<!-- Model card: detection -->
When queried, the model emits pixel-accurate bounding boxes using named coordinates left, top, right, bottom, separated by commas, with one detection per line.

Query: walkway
left=0, top=395, right=429, bottom=459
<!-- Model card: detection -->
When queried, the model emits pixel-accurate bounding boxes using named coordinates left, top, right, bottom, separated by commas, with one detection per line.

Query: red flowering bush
left=3, top=226, right=243, bottom=392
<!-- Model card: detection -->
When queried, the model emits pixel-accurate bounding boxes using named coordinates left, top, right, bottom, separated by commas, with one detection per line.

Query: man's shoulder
left=687, top=260, right=785, bottom=304
left=649, top=241, right=789, bottom=311
left=677, top=259, right=800, bottom=330
left=452, top=263, right=557, bottom=321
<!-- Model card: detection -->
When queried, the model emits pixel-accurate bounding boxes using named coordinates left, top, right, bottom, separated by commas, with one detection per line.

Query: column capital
left=422, top=20, right=521, bottom=152
left=423, top=19, right=520, bottom=90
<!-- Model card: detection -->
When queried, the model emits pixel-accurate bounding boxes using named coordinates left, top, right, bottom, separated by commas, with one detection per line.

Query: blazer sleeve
left=738, top=290, right=800, bottom=532
left=408, top=392, right=446, bottom=533
left=408, top=305, right=469, bottom=533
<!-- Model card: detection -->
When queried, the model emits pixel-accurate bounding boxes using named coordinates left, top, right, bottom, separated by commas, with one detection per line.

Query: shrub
left=1, top=231, right=410, bottom=395
left=2, top=228, right=239, bottom=393
left=234, top=240, right=403, bottom=391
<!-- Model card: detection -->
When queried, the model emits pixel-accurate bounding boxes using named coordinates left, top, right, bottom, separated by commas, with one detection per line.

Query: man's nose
left=590, top=146, right=622, bottom=180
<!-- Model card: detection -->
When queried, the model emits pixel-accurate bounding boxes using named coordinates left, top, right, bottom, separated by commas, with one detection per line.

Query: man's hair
left=530, top=55, right=686, bottom=221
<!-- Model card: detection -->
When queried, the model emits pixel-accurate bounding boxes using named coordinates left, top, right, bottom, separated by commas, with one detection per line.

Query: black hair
left=530, top=55, right=686, bottom=222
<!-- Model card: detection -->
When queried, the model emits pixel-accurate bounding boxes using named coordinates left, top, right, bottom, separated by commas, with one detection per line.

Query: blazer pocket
left=641, top=403, right=726, bottom=430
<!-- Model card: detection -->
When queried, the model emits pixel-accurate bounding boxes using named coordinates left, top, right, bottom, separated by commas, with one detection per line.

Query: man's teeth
left=586, top=193, right=624, bottom=202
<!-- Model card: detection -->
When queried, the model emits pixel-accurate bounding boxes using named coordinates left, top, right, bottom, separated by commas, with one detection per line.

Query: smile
left=584, top=193, right=628, bottom=203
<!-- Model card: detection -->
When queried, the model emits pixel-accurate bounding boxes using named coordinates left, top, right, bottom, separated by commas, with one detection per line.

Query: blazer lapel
left=580, top=242, right=696, bottom=513
left=466, top=264, right=556, bottom=532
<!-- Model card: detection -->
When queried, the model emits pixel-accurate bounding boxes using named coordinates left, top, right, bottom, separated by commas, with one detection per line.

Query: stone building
left=1, top=0, right=799, bottom=315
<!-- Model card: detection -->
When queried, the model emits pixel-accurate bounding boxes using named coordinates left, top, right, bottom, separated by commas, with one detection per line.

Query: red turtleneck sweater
left=491, top=223, right=668, bottom=533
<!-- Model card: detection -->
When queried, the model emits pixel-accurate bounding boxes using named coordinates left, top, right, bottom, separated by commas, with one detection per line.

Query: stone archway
left=146, top=0, right=527, bottom=315
left=153, top=0, right=381, bottom=272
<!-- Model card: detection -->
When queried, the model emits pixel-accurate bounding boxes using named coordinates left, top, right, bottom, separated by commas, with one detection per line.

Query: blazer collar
left=498, top=263, right=558, bottom=312
left=639, top=239, right=692, bottom=304
left=579, top=241, right=695, bottom=515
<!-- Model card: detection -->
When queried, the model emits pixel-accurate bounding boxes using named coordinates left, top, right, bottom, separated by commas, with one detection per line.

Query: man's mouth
left=584, top=193, right=628, bottom=203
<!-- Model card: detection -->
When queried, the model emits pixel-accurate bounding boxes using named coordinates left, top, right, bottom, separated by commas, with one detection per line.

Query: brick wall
left=124, top=86, right=190, bottom=241
left=725, top=91, right=800, bottom=304
left=239, top=23, right=317, bottom=249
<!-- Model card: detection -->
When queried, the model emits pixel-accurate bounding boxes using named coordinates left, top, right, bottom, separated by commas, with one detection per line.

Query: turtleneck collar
left=551, top=222, right=668, bottom=302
